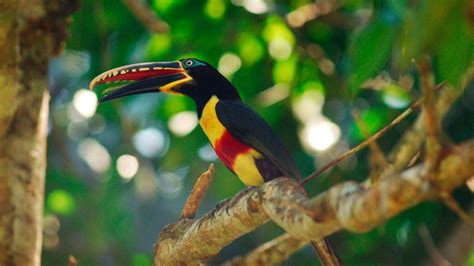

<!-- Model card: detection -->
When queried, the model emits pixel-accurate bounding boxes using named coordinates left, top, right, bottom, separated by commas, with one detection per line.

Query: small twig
left=382, top=82, right=451, bottom=179
left=180, top=164, right=215, bottom=219
left=418, top=56, right=442, bottom=175
left=286, top=0, right=343, bottom=28
left=418, top=224, right=451, bottom=266
left=353, top=109, right=388, bottom=182
left=301, top=98, right=422, bottom=185
left=68, top=255, right=78, bottom=266
left=441, top=192, right=474, bottom=228
left=121, top=0, right=169, bottom=33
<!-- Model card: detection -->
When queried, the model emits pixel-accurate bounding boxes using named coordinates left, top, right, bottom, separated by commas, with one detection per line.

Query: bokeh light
left=268, top=38, right=292, bottom=60
left=300, top=118, right=341, bottom=152
left=218, top=53, right=242, bottom=77
left=47, top=190, right=76, bottom=215
left=157, top=171, right=184, bottom=199
left=168, top=111, right=198, bottom=137
left=43, top=214, right=60, bottom=249
left=78, top=138, right=111, bottom=174
left=292, top=90, right=325, bottom=123
left=257, top=84, right=290, bottom=106
left=198, top=144, right=218, bottom=161
left=116, top=154, right=139, bottom=181
left=133, top=128, right=168, bottom=158
left=134, top=166, right=158, bottom=201
left=232, top=0, right=268, bottom=14
left=72, top=89, right=97, bottom=118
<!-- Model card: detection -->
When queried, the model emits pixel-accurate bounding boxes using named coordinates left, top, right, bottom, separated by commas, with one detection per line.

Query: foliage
left=43, top=0, right=474, bottom=265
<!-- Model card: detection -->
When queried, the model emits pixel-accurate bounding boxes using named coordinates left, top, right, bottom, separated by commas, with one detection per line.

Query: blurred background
left=42, top=0, right=474, bottom=265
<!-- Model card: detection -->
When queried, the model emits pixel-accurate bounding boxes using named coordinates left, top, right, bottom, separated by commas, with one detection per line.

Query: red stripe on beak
left=99, top=69, right=184, bottom=84
left=90, top=61, right=185, bottom=90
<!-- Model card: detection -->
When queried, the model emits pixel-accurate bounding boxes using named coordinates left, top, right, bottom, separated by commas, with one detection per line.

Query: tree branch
left=121, top=0, right=169, bottom=33
left=381, top=85, right=459, bottom=179
left=180, top=164, right=215, bottom=219
left=153, top=140, right=474, bottom=265
left=419, top=57, right=442, bottom=175
left=301, top=98, right=422, bottom=185
left=224, top=234, right=308, bottom=265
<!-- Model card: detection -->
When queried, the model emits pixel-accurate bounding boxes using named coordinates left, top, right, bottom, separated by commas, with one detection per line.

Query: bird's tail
left=310, top=238, right=342, bottom=266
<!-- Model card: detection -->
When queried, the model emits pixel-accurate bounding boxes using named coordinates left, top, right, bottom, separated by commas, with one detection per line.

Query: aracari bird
left=89, top=58, right=340, bottom=265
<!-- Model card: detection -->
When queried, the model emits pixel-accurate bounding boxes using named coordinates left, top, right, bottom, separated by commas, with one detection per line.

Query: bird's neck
left=194, top=85, right=241, bottom=117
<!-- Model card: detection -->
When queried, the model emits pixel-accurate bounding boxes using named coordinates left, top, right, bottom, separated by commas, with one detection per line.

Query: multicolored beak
left=89, top=61, right=192, bottom=103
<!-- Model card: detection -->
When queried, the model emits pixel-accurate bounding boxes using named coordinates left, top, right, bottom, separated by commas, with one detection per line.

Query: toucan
left=89, top=58, right=340, bottom=265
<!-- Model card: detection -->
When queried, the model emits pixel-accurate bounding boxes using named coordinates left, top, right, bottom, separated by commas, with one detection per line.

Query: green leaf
left=397, top=0, right=465, bottom=67
left=436, top=4, right=474, bottom=88
left=238, top=34, right=265, bottom=65
left=272, top=56, right=297, bottom=84
left=350, top=13, right=400, bottom=93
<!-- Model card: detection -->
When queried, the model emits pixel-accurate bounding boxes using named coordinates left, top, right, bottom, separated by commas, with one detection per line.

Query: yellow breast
left=199, top=96, right=226, bottom=146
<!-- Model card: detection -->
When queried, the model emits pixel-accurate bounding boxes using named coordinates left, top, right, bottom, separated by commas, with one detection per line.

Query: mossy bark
left=0, top=1, right=78, bottom=265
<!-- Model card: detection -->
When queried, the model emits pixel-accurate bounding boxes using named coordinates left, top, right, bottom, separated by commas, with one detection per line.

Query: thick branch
left=153, top=140, right=474, bottom=265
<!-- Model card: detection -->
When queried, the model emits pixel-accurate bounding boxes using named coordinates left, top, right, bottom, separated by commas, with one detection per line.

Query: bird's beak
left=89, top=61, right=192, bottom=103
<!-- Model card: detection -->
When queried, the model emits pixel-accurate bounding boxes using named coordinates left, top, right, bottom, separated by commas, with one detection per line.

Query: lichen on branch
left=153, top=140, right=474, bottom=265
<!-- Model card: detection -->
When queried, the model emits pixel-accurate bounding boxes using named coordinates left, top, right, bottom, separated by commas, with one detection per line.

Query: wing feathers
left=215, top=100, right=301, bottom=180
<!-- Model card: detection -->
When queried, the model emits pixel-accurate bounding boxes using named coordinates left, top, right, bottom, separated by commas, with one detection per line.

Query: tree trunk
left=0, top=1, right=78, bottom=265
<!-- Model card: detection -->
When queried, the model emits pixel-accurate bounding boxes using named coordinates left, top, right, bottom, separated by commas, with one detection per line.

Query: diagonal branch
left=180, top=164, right=215, bottom=219
left=419, top=57, right=442, bottom=175
left=121, top=0, right=169, bottom=33
left=153, top=140, right=474, bottom=265
left=381, top=84, right=459, bottom=179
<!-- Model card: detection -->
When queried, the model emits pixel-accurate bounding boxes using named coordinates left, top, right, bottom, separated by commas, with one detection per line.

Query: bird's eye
left=185, top=60, right=193, bottom=67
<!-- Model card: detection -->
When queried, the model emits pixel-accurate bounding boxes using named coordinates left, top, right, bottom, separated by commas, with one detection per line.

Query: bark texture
left=0, top=1, right=78, bottom=265
left=153, top=140, right=474, bottom=265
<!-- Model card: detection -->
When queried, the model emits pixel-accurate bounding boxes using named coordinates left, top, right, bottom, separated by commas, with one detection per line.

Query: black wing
left=216, top=100, right=301, bottom=180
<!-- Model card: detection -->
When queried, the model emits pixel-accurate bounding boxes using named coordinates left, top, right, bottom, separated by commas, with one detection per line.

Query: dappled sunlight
left=168, top=111, right=198, bottom=137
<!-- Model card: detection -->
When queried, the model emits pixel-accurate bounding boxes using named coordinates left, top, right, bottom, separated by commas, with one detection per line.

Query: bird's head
left=89, top=58, right=240, bottom=105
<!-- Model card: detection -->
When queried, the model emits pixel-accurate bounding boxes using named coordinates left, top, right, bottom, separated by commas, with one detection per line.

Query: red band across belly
left=214, top=130, right=252, bottom=170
